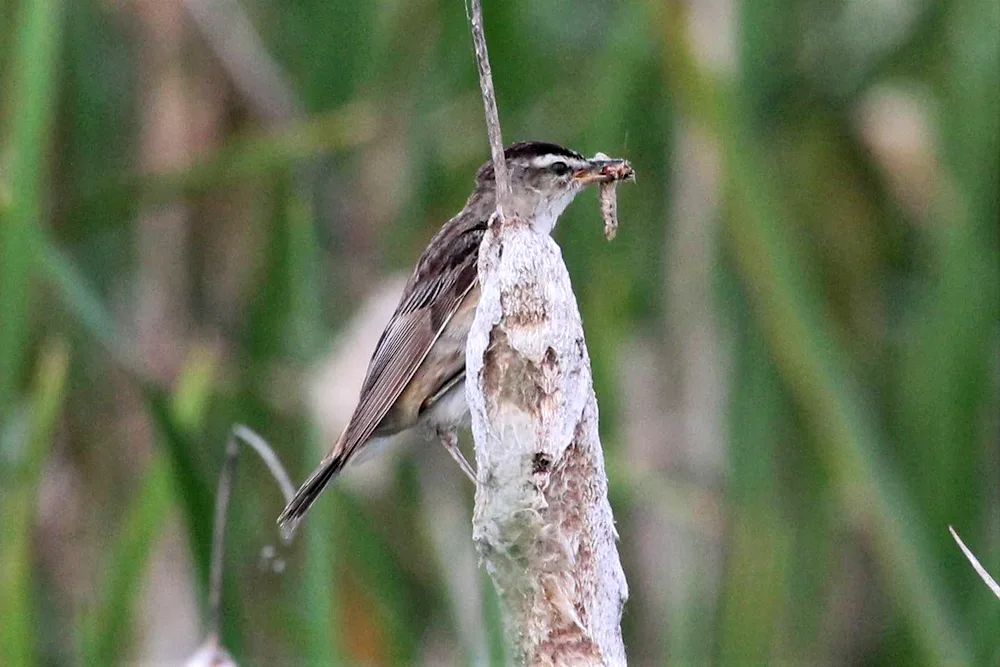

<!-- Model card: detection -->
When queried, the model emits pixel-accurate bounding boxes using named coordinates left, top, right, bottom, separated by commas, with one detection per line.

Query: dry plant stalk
left=466, top=0, right=510, bottom=216
left=949, top=526, right=1000, bottom=600
left=466, top=221, right=629, bottom=666
left=185, top=426, right=295, bottom=667
left=464, top=0, right=628, bottom=663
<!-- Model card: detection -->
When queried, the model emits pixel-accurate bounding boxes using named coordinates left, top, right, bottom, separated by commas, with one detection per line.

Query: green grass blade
left=142, top=382, right=215, bottom=589
left=942, top=0, right=1000, bottom=657
left=82, top=351, right=216, bottom=664
left=716, top=280, right=793, bottom=665
left=0, top=341, right=69, bottom=667
left=74, top=105, right=375, bottom=216
left=893, top=0, right=1000, bottom=579
left=723, top=129, right=973, bottom=665
left=483, top=572, right=507, bottom=667
left=300, top=462, right=341, bottom=664
left=40, top=241, right=126, bottom=356
left=245, top=172, right=326, bottom=362
left=0, top=0, right=64, bottom=418
left=337, top=490, right=423, bottom=662
left=80, top=454, right=173, bottom=665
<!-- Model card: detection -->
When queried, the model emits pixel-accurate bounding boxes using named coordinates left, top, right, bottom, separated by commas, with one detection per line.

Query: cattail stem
left=465, top=220, right=629, bottom=665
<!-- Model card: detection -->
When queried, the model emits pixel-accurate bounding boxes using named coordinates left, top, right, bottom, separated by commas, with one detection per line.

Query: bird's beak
left=572, top=155, right=635, bottom=186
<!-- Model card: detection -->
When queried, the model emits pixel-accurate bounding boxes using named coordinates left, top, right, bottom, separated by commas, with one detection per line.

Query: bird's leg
left=437, top=427, right=476, bottom=483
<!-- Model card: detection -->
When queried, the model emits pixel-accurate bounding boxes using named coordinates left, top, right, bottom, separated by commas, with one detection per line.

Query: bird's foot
left=437, top=428, right=476, bottom=483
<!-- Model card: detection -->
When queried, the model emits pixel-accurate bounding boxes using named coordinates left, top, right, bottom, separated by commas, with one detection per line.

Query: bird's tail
left=277, top=451, right=348, bottom=541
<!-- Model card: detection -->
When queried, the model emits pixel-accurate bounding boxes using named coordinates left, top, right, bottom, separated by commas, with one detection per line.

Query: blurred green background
left=1, top=0, right=997, bottom=664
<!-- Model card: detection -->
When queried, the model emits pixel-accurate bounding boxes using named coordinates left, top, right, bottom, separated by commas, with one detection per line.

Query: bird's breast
left=420, top=377, right=470, bottom=432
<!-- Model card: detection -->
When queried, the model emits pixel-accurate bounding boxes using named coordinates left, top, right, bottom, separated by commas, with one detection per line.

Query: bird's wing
left=334, top=236, right=480, bottom=463
left=278, top=216, right=484, bottom=537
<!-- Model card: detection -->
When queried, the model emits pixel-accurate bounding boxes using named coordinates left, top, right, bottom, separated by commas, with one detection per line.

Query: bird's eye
left=550, top=161, right=570, bottom=176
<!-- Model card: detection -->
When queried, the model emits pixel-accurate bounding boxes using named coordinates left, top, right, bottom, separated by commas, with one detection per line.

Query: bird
left=277, top=141, right=630, bottom=538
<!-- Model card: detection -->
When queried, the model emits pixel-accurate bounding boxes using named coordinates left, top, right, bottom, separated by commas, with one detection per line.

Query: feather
left=278, top=213, right=485, bottom=534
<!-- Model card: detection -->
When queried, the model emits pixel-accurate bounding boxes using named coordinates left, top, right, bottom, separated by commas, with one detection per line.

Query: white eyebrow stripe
left=530, top=154, right=586, bottom=169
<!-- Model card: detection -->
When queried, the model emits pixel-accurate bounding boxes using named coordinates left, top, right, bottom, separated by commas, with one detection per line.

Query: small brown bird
left=277, top=141, right=630, bottom=537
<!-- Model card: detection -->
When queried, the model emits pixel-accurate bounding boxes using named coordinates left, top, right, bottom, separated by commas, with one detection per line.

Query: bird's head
left=473, top=141, right=629, bottom=233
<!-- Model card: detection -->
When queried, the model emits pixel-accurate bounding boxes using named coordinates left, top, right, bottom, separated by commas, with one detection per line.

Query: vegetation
left=0, top=0, right=996, bottom=664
